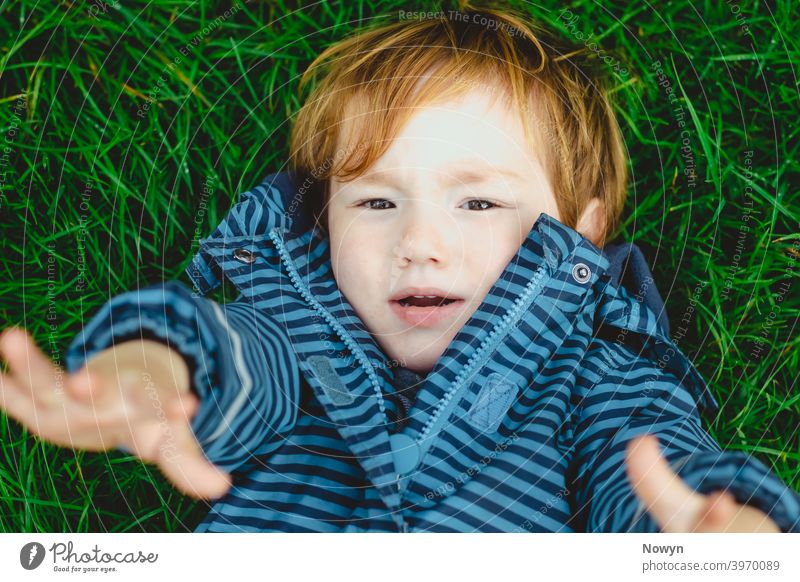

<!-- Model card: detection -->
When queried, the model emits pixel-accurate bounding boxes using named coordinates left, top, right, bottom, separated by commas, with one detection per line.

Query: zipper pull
left=395, top=475, right=409, bottom=531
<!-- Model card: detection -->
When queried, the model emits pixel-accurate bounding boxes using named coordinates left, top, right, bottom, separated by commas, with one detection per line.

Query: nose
left=392, top=202, right=452, bottom=268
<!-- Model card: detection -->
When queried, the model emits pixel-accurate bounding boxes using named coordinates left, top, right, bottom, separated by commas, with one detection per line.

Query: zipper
left=269, top=226, right=410, bottom=527
left=266, top=227, right=388, bottom=415
left=413, top=263, right=550, bottom=465
left=268, top=224, right=552, bottom=493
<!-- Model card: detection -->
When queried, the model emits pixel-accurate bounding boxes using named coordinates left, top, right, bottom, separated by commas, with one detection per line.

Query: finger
left=0, top=327, right=63, bottom=405
left=0, top=384, right=86, bottom=448
left=731, top=503, right=782, bottom=533
left=694, top=490, right=739, bottom=532
left=0, top=372, right=40, bottom=430
left=2, top=375, right=97, bottom=449
left=625, top=434, right=704, bottom=532
left=123, top=419, right=165, bottom=463
left=164, top=391, right=198, bottom=421
left=695, top=492, right=781, bottom=533
left=0, top=327, right=26, bottom=366
left=155, top=420, right=231, bottom=500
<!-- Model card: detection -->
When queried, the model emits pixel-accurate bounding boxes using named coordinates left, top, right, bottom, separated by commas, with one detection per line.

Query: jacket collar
left=184, top=171, right=684, bottom=345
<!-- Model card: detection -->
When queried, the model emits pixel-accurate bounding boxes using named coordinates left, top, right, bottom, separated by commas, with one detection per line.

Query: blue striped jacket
left=65, top=171, right=800, bottom=532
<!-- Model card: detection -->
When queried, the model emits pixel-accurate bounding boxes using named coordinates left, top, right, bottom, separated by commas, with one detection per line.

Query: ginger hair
left=288, top=1, right=628, bottom=245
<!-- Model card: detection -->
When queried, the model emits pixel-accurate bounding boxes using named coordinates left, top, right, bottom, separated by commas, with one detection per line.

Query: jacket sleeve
left=64, top=279, right=300, bottom=474
left=568, top=342, right=800, bottom=532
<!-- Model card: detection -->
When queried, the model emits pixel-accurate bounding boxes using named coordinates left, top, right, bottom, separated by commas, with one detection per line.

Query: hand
left=0, top=327, right=231, bottom=500
left=626, top=434, right=780, bottom=532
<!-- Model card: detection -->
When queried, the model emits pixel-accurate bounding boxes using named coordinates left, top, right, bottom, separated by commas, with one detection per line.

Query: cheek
left=463, top=225, right=523, bottom=289
left=330, top=231, right=380, bottom=294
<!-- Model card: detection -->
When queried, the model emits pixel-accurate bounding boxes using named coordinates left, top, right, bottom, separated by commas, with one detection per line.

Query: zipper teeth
left=267, top=228, right=386, bottom=416
left=418, top=264, right=549, bottom=441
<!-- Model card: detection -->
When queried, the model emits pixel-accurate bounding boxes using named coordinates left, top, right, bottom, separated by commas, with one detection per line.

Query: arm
left=568, top=342, right=800, bottom=532
left=64, top=280, right=300, bottom=474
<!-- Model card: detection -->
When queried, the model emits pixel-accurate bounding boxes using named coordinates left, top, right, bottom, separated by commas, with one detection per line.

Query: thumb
left=626, top=434, right=704, bottom=532
left=694, top=490, right=739, bottom=532
left=155, top=419, right=232, bottom=500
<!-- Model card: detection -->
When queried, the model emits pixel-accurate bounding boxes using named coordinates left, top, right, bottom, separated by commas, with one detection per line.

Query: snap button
left=572, top=262, right=591, bottom=283
left=233, top=248, right=256, bottom=264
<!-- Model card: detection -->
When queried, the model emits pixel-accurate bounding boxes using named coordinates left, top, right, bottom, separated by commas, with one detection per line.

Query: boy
left=1, top=4, right=798, bottom=533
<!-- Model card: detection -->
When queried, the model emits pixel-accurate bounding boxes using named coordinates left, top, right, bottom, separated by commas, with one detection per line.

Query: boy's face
left=327, top=89, right=560, bottom=374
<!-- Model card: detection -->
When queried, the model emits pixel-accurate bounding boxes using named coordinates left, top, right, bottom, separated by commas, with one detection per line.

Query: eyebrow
left=355, top=161, right=526, bottom=187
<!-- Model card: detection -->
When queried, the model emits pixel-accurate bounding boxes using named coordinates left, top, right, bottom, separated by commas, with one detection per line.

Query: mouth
left=388, top=288, right=466, bottom=328
left=396, top=295, right=460, bottom=307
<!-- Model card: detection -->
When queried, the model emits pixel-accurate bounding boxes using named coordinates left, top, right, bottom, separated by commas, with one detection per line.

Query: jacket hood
left=184, top=170, right=719, bottom=515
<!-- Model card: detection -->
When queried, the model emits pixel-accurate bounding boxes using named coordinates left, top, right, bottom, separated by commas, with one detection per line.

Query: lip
left=388, top=287, right=466, bottom=328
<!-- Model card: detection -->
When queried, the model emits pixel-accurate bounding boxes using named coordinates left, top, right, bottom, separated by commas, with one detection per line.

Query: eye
left=357, top=198, right=395, bottom=210
left=462, top=199, right=499, bottom=211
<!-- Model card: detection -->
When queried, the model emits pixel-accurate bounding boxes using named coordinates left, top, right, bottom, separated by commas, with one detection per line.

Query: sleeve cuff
left=65, top=280, right=218, bottom=402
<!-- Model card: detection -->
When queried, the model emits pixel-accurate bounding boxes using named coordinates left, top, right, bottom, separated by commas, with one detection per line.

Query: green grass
left=1, top=0, right=798, bottom=532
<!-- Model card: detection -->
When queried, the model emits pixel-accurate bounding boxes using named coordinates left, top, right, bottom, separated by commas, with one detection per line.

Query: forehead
left=334, top=89, right=541, bottom=186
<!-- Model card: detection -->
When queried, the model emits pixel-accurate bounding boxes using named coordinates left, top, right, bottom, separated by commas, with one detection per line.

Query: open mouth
left=396, top=295, right=459, bottom=307
left=389, top=293, right=465, bottom=328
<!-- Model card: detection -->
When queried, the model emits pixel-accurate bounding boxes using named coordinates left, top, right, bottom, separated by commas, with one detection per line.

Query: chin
left=394, top=348, right=440, bottom=375
left=376, top=330, right=453, bottom=375
left=402, top=361, right=435, bottom=375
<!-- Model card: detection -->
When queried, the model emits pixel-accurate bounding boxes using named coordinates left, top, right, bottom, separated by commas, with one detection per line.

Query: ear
left=575, top=198, right=606, bottom=246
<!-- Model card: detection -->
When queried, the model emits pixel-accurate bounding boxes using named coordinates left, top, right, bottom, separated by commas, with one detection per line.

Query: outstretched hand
left=0, top=327, right=231, bottom=500
left=626, top=434, right=780, bottom=532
